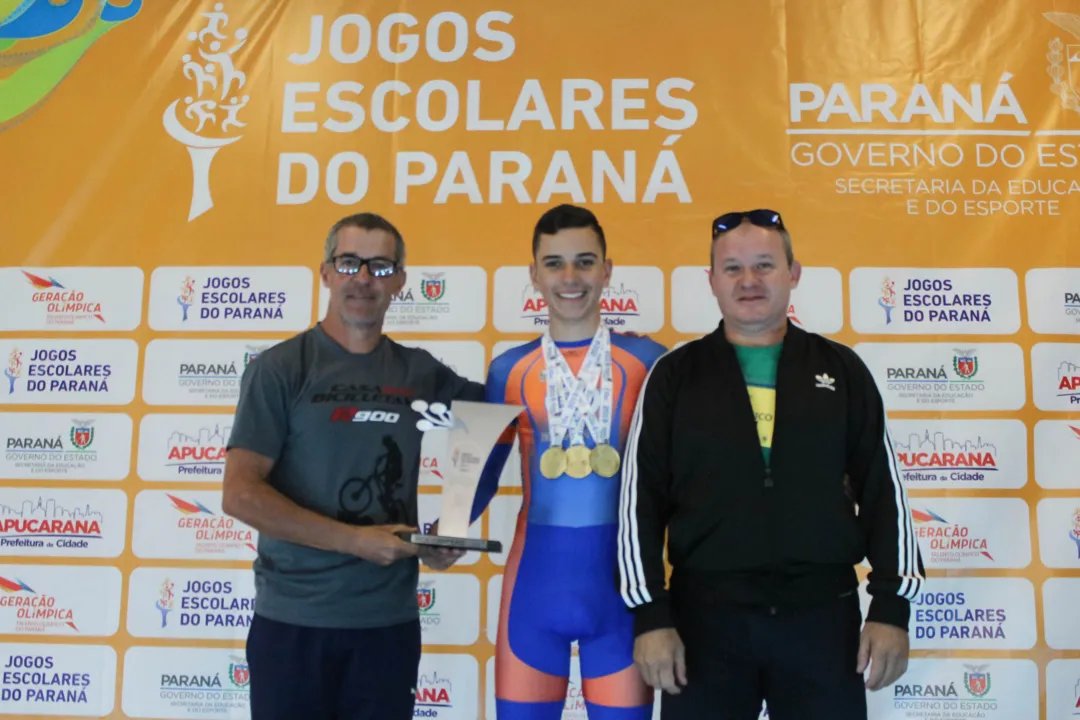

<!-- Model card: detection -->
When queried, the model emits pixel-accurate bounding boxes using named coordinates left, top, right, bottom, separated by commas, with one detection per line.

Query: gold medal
left=539, top=446, right=567, bottom=479
left=590, top=444, right=621, bottom=478
left=565, top=445, right=592, bottom=479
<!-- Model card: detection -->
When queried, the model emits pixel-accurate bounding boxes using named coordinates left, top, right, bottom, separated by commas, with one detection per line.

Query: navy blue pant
left=662, top=592, right=867, bottom=719
left=246, top=613, right=422, bottom=720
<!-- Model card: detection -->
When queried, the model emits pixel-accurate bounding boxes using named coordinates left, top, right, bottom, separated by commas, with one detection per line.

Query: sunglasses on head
left=712, top=209, right=785, bottom=238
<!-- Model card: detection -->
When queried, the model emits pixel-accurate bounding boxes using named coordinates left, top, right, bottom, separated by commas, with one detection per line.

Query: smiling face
left=320, top=226, right=406, bottom=329
left=708, top=222, right=800, bottom=338
left=530, top=226, right=612, bottom=335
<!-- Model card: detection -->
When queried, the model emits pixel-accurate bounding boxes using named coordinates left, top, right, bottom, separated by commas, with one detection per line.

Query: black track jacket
left=617, top=320, right=925, bottom=636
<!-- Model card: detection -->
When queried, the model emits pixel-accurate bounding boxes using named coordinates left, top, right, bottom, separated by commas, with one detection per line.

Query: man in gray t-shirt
left=223, top=213, right=482, bottom=720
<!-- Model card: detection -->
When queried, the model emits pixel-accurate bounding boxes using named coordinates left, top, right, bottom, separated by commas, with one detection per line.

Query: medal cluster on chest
left=539, top=326, right=621, bottom=479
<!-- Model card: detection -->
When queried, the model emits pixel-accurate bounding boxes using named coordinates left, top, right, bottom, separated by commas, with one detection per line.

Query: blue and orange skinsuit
left=470, top=331, right=667, bottom=719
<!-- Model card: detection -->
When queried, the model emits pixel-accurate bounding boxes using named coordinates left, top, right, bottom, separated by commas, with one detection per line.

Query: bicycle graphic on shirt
left=337, top=436, right=407, bottom=526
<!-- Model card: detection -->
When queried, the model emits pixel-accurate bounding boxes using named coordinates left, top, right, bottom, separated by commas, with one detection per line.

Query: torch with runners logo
left=1071, top=507, right=1080, bottom=559
left=178, top=276, right=196, bottom=321
left=5, top=348, right=22, bottom=394
left=879, top=277, right=896, bottom=324
left=156, top=577, right=175, bottom=628
left=162, top=3, right=250, bottom=222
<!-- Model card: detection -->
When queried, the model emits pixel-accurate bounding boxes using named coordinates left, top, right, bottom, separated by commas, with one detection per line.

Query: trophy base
left=397, top=532, right=503, bottom=553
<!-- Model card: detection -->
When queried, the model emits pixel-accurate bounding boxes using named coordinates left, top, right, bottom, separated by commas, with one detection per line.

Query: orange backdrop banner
left=1, top=1, right=1079, bottom=718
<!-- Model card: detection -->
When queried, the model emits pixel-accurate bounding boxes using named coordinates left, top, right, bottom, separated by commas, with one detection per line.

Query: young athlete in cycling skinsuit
left=470, top=205, right=666, bottom=719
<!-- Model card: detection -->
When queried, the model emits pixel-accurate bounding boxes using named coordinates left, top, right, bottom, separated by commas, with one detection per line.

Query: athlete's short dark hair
left=531, top=204, right=606, bottom=258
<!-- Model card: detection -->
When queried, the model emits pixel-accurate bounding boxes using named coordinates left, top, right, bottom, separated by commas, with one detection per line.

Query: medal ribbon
left=542, top=325, right=613, bottom=449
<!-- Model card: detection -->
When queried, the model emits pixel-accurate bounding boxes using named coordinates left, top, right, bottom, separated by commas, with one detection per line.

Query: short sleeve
left=226, top=357, right=290, bottom=462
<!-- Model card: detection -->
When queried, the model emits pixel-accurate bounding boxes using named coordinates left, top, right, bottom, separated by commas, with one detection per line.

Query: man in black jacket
left=617, top=210, right=924, bottom=719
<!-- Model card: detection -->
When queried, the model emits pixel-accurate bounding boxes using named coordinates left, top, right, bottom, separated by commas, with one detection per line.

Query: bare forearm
left=223, top=474, right=357, bottom=556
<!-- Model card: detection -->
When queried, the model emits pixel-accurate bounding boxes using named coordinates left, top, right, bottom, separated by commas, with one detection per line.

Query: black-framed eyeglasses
left=331, top=254, right=398, bottom=278
left=712, top=209, right=785, bottom=239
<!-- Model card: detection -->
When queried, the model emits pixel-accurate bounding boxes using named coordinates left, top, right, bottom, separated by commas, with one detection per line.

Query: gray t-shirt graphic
left=226, top=324, right=484, bottom=629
